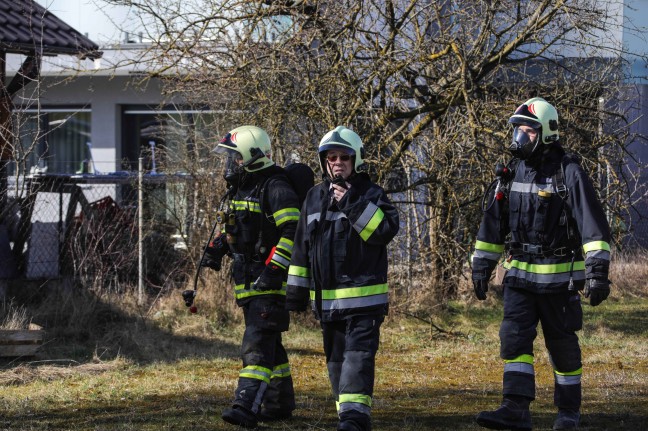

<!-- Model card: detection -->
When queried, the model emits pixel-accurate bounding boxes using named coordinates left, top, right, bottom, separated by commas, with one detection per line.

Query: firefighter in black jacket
left=285, top=126, right=399, bottom=431
left=205, top=125, right=300, bottom=428
left=472, top=98, right=612, bottom=431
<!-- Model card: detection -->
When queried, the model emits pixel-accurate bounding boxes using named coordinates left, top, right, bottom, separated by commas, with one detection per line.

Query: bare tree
left=104, top=0, right=647, bottom=300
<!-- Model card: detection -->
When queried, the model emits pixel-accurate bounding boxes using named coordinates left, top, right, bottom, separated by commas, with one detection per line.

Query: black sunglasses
left=326, top=154, right=352, bottom=162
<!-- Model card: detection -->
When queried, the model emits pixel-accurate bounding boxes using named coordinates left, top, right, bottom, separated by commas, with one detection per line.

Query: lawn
left=0, top=294, right=646, bottom=430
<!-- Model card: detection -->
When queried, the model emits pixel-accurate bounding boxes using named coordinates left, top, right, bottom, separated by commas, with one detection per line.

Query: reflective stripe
left=508, top=259, right=585, bottom=274
left=353, top=203, right=384, bottom=241
left=231, top=200, right=261, bottom=213
left=287, top=265, right=311, bottom=288
left=316, top=293, right=389, bottom=311
left=270, top=249, right=291, bottom=269
left=555, top=374, right=581, bottom=385
left=274, top=207, right=300, bottom=226
left=554, top=367, right=582, bottom=386
left=472, top=249, right=501, bottom=262
left=288, top=265, right=310, bottom=277
left=287, top=274, right=311, bottom=288
left=586, top=249, right=610, bottom=260
left=339, top=393, right=372, bottom=407
left=504, top=355, right=535, bottom=376
left=319, top=284, right=388, bottom=300
left=307, top=211, right=345, bottom=225
left=583, top=240, right=610, bottom=253
left=506, top=267, right=585, bottom=284
left=272, top=362, right=291, bottom=379
left=504, top=362, right=535, bottom=375
left=554, top=367, right=582, bottom=376
left=235, top=283, right=286, bottom=299
left=475, top=240, right=505, bottom=253
left=510, top=182, right=553, bottom=194
left=277, top=237, right=294, bottom=253
left=240, top=365, right=272, bottom=384
left=505, top=354, right=534, bottom=364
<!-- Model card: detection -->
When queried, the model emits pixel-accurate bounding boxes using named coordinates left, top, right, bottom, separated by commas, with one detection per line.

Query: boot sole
left=476, top=416, right=531, bottom=431
left=222, top=411, right=258, bottom=428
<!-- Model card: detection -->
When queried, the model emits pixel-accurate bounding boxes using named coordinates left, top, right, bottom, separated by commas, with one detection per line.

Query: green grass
left=1, top=296, right=647, bottom=430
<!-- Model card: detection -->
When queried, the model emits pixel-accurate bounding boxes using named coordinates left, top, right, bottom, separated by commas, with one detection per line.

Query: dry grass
left=0, top=253, right=645, bottom=430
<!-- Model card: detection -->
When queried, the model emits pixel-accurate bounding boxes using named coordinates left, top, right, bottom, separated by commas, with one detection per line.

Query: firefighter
left=205, top=125, right=300, bottom=428
left=472, top=98, right=612, bottom=431
left=285, top=126, right=400, bottom=431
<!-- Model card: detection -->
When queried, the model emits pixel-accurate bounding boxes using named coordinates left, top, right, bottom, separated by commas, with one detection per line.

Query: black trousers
left=500, top=286, right=583, bottom=410
left=321, top=315, right=383, bottom=422
left=233, top=297, right=295, bottom=414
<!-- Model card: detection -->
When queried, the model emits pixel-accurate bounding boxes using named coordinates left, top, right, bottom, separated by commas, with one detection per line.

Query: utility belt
left=507, top=241, right=574, bottom=258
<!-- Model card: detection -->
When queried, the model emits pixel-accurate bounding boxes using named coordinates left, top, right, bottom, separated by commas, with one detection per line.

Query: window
left=10, top=108, right=91, bottom=176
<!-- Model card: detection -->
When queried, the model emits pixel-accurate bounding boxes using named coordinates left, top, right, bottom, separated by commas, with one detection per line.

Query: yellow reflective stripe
left=310, top=284, right=388, bottom=300
left=475, top=240, right=505, bottom=253
left=272, top=362, right=291, bottom=378
left=359, top=208, right=384, bottom=241
left=338, top=393, right=372, bottom=407
left=240, top=365, right=272, bottom=383
left=554, top=368, right=582, bottom=376
left=582, top=240, right=610, bottom=253
left=235, top=283, right=286, bottom=299
left=231, top=200, right=261, bottom=213
left=508, top=260, right=585, bottom=274
left=288, top=265, right=310, bottom=277
left=273, top=207, right=300, bottom=226
left=274, top=249, right=291, bottom=261
left=505, top=354, right=534, bottom=365
left=277, top=237, right=294, bottom=253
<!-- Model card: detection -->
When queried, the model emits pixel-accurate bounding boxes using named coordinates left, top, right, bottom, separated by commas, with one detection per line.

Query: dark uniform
left=473, top=97, right=611, bottom=430
left=473, top=143, right=611, bottom=429
left=225, top=166, right=300, bottom=419
left=286, top=172, right=399, bottom=431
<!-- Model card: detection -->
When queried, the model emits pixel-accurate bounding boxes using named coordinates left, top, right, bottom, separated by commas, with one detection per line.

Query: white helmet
left=508, top=97, right=559, bottom=159
left=318, top=126, right=366, bottom=174
left=213, top=125, right=274, bottom=173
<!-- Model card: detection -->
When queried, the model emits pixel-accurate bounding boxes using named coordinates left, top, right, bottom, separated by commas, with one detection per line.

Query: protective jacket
left=227, top=166, right=301, bottom=305
left=286, top=173, right=399, bottom=321
left=472, top=143, right=611, bottom=292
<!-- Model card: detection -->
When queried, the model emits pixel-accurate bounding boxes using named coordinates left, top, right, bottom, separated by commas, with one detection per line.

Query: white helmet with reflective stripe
left=318, top=126, right=366, bottom=174
left=508, top=97, right=559, bottom=144
left=213, top=125, right=274, bottom=172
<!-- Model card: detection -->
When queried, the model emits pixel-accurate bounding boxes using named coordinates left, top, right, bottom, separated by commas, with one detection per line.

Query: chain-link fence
left=2, top=172, right=197, bottom=295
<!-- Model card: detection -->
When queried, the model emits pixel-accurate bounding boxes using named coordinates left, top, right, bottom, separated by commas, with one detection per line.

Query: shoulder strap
left=554, top=158, right=568, bottom=200
left=257, top=173, right=290, bottom=217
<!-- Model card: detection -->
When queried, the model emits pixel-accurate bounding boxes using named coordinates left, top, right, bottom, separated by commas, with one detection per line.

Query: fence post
left=138, top=157, right=144, bottom=304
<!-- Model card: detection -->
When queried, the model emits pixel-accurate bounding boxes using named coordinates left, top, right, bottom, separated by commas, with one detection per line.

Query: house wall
left=20, top=75, right=165, bottom=174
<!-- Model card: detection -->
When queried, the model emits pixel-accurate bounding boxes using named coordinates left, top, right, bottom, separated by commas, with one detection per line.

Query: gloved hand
left=201, top=235, right=229, bottom=271
left=285, top=285, right=309, bottom=312
left=472, top=269, right=490, bottom=300
left=253, top=264, right=285, bottom=291
left=583, top=278, right=610, bottom=306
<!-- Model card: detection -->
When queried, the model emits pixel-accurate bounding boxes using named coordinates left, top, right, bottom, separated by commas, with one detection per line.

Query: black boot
left=553, top=409, right=579, bottom=430
left=257, top=408, right=293, bottom=422
left=222, top=405, right=258, bottom=428
left=338, top=411, right=371, bottom=431
left=475, top=398, right=532, bottom=431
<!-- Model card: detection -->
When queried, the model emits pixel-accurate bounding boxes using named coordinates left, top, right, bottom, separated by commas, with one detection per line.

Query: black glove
left=253, top=264, right=285, bottom=291
left=584, top=278, right=610, bottom=306
left=285, top=285, right=309, bottom=312
left=201, top=235, right=228, bottom=271
left=472, top=269, right=490, bottom=300
left=286, top=298, right=308, bottom=312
